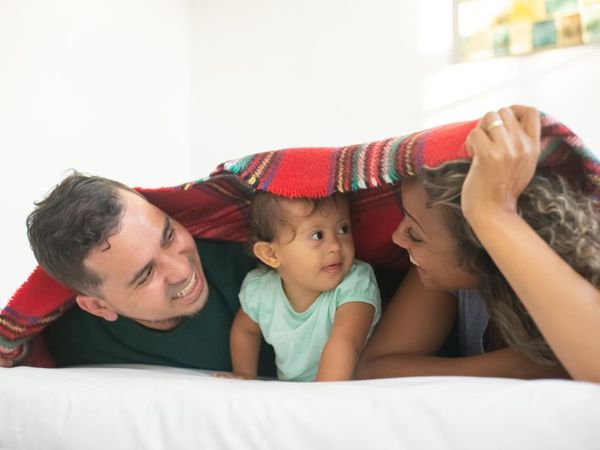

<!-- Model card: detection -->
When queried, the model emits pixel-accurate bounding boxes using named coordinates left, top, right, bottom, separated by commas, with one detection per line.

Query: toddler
left=230, top=193, right=381, bottom=381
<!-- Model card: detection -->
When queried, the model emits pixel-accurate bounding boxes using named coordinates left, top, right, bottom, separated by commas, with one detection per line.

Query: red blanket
left=2, top=112, right=598, bottom=365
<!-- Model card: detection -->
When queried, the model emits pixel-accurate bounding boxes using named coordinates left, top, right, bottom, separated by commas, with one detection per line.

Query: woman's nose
left=392, top=223, right=408, bottom=249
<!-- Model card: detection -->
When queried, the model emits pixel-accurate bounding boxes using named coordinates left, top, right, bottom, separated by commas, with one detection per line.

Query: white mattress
left=1, top=365, right=599, bottom=450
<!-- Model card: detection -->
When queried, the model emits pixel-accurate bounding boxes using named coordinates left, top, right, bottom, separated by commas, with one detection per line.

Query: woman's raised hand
left=461, top=105, right=541, bottom=223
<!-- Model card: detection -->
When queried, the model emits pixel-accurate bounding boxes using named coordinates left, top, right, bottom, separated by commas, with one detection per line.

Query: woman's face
left=392, top=177, right=478, bottom=291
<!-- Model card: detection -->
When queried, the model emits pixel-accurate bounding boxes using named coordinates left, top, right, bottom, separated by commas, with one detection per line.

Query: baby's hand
left=0, top=344, right=27, bottom=368
left=213, top=371, right=256, bottom=380
left=0, top=355, right=13, bottom=368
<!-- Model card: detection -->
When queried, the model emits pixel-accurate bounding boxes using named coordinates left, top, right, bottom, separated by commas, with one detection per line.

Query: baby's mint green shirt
left=239, top=260, right=381, bottom=381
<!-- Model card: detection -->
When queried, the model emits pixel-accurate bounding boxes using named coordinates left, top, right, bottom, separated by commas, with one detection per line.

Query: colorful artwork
left=546, top=0, right=579, bottom=14
left=509, top=21, right=534, bottom=54
left=557, top=13, right=583, bottom=45
left=494, top=25, right=512, bottom=55
left=583, top=5, right=600, bottom=42
left=457, top=0, right=598, bottom=60
left=532, top=19, right=557, bottom=48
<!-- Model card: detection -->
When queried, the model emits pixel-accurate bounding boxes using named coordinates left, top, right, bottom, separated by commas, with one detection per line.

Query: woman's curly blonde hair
left=421, top=163, right=600, bottom=364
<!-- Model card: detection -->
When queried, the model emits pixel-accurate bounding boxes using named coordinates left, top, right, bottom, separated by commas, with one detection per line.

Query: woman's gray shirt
left=456, top=289, right=490, bottom=356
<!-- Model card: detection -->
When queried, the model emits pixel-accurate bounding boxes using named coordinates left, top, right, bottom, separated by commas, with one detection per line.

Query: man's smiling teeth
left=409, top=254, right=420, bottom=267
left=173, top=272, right=196, bottom=299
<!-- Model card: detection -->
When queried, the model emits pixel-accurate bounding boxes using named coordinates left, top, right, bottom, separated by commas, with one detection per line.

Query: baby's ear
left=253, top=241, right=280, bottom=269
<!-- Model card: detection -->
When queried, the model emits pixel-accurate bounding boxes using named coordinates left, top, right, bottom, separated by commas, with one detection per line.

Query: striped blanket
left=2, top=112, right=598, bottom=365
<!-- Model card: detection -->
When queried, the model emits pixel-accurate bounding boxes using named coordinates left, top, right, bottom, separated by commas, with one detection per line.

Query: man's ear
left=75, top=295, right=119, bottom=322
left=253, top=241, right=280, bottom=269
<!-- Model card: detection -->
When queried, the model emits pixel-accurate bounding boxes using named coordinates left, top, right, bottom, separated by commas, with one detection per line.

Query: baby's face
left=272, top=196, right=355, bottom=301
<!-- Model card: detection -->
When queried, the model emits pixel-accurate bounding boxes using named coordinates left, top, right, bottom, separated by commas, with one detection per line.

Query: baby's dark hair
left=246, top=192, right=345, bottom=253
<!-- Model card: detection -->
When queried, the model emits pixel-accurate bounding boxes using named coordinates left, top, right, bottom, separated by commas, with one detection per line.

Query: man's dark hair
left=26, top=171, right=139, bottom=296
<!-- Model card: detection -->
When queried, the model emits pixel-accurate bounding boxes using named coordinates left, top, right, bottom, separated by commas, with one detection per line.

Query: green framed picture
left=457, top=0, right=595, bottom=60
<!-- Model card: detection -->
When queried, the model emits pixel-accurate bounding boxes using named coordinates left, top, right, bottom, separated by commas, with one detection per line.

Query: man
left=1, top=172, right=275, bottom=374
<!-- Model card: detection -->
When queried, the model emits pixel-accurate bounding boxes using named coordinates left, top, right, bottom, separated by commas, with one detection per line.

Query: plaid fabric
left=2, top=112, right=598, bottom=365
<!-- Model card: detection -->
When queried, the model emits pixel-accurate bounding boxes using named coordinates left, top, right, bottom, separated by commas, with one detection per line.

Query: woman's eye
left=309, top=231, right=324, bottom=241
left=403, top=227, right=423, bottom=243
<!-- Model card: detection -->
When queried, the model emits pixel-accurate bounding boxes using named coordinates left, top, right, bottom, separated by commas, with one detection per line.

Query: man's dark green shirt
left=44, top=240, right=276, bottom=376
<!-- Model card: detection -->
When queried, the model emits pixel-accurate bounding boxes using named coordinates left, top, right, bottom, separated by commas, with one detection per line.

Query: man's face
left=79, top=189, right=209, bottom=330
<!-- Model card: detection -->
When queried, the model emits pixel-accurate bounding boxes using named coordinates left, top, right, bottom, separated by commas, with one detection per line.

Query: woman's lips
left=409, top=254, right=419, bottom=267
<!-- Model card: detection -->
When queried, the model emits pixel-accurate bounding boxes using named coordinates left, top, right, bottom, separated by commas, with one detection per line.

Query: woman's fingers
left=469, top=106, right=540, bottom=160
left=465, top=126, right=489, bottom=157
left=461, top=105, right=542, bottom=219
left=509, top=105, right=541, bottom=141
left=481, top=111, right=507, bottom=140
left=498, top=107, right=519, bottom=137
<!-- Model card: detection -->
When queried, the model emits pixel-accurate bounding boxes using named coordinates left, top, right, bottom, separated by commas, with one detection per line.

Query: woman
left=356, top=106, right=600, bottom=382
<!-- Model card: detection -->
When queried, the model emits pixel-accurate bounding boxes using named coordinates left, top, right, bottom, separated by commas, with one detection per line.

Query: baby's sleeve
left=336, top=261, right=382, bottom=324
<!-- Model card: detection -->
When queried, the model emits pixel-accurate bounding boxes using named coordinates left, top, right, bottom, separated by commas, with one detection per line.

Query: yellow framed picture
left=457, top=0, right=595, bottom=60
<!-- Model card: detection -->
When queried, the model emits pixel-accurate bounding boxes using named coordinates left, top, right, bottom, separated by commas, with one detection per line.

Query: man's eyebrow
left=127, top=217, right=171, bottom=288
left=400, top=205, right=427, bottom=235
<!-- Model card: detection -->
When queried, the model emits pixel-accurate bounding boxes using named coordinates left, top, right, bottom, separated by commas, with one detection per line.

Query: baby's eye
left=309, top=231, right=324, bottom=241
left=338, top=223, right=350, bottom=235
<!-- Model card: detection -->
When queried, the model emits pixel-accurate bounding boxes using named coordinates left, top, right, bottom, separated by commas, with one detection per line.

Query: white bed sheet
left=1, top=365, right=599, bottom=450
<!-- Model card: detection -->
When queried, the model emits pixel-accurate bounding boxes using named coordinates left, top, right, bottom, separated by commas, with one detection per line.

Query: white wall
left=0, top=0, right=195, bottom=303
left=189, top=0, right=423, bottom=161
left=189, top=0, right=600, bottom=155
left=2, top=0, right=599, bottom=304
left=420, top=44, right=600, bottom=148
